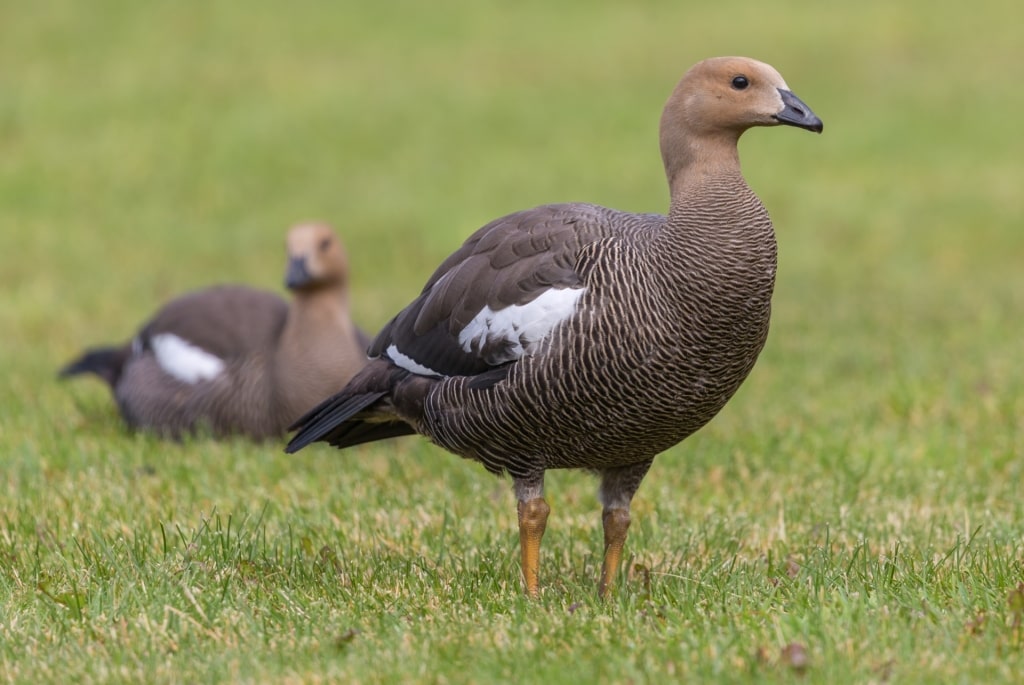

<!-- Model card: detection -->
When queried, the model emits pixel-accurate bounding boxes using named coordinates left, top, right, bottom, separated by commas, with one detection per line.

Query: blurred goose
left=287, top=57, right=823, bottom=596
left=61, top=222, right=369, bottom=439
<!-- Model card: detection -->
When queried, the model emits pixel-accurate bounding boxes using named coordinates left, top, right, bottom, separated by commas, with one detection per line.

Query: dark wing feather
left=368, top=203, right=612, bottom=378
left=139, top=286, right=288, bottom=361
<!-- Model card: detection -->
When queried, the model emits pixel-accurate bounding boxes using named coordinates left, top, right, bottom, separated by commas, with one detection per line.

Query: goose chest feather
left=288, top=56, right=822, bottom=597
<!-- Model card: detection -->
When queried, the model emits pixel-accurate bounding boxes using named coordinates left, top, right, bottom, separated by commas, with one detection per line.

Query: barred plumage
left=287, top=56, right=823, bottom=596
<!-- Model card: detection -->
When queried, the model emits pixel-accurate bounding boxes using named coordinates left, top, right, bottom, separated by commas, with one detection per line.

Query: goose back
left=115, top=285, right=290, bottom=438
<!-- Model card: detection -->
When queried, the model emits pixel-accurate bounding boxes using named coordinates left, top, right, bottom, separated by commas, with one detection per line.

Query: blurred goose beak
left=285, top=256, right=313, bottom=289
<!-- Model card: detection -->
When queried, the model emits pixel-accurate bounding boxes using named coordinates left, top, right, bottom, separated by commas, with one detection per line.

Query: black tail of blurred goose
left=60, top=223, right=370, bottom=440
left=288, top=57, right=822, bottom=596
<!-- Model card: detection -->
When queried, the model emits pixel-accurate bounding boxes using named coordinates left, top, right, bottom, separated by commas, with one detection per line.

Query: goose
left=60, top=222, right=370, bottom=439
left=287, top=57, right=823, bottom=596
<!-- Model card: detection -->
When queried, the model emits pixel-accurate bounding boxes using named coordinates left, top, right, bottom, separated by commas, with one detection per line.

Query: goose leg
left=518, top=498, right=550, bottom=597
left=597, top=460, right=653, bottom=598
left=599, top=507, right=631, bottom=598
left=515, top=476, right=548, bottom=597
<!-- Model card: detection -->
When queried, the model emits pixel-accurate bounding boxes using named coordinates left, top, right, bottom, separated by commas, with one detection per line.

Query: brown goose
left=287, top=57, right=823, bottom=596
left=61, top=222, right=370, bottom=439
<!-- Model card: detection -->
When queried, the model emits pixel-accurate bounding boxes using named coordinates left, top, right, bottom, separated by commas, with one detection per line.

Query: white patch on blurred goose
left=151, top=333, right=225, bottom=384
left=387, top=344, right=442, bottom=378
left=459, top=286, right=586, bottom=363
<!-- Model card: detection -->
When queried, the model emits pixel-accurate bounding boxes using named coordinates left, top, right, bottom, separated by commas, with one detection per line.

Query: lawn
left=1, top=0, right=1022, bottom=682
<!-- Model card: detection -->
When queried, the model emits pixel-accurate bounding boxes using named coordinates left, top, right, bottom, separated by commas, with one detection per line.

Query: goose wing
left=371, top=203, right=616, bottom=380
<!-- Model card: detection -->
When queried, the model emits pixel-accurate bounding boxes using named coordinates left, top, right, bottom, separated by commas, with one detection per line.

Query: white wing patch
left=150, top=333, right=226, bottom=384
left=386, top=344, right=442, bottom=378
left=458, top=286, right=586, bottom=364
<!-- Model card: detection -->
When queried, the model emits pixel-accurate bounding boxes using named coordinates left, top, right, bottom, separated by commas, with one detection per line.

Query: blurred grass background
left=1, top=0, right=1022, bottom=683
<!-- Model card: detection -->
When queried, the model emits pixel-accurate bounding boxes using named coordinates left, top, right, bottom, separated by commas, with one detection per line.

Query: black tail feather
left=325, top=420, right=415, bottom=449
left=285, top=391, right=387, bottom=453
left=58, top=345, right=130, bottom=388
left=287, top=358, right=423, bottom=453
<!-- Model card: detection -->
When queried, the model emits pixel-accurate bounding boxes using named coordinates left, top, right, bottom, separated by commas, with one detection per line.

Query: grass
left=1, top=0, right=1023, bottom=682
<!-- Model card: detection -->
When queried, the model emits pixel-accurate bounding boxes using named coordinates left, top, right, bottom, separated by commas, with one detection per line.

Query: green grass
left=2, top=0, right=1023, bottom=682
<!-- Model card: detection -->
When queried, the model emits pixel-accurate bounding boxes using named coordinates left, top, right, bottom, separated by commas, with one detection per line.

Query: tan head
left=660, top=57, right=822, bottom=186
left=284, top=222, right=350, bottom=292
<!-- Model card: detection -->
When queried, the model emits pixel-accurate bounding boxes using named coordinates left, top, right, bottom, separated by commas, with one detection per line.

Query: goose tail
left=58, top=345, right=130, bottom=388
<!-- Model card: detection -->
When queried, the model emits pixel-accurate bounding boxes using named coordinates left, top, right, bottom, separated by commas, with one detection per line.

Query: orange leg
left=598, top=507, right=631, bottom=598
left=517, top=497, right=551, bottom=597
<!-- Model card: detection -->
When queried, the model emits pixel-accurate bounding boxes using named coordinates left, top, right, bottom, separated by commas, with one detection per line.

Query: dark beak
left=774, top=89, right=823, bottom=133
left=285, top=256, right=312, bottom=289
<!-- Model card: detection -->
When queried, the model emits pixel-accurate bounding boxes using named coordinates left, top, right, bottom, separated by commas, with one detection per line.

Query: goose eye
left=731, top=75, right=749, bottom=90
left=318, top=237, right=331, bottom=252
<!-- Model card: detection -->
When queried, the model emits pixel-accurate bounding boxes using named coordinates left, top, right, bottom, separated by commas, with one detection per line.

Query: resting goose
left=287, top=57, right=823, bottom=596
left=61, top=222, right=369, bottom=439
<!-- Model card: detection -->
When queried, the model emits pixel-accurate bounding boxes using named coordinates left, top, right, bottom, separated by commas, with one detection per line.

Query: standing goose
left=61, top=222, right=370, bottom=440
left=287, top=57, right=823, bottom=596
